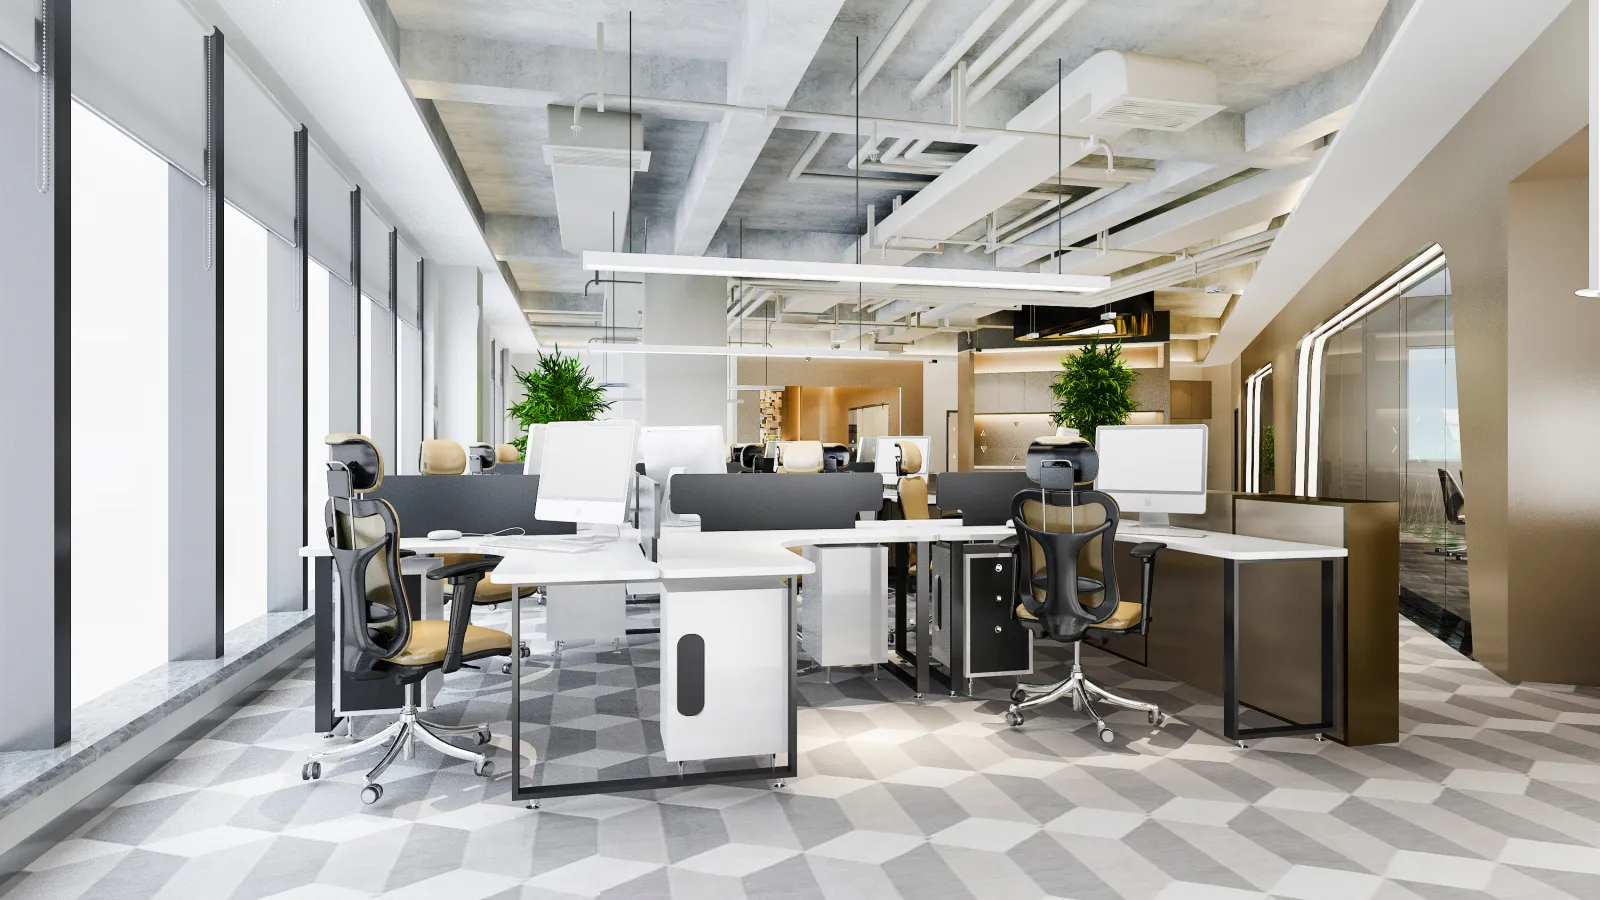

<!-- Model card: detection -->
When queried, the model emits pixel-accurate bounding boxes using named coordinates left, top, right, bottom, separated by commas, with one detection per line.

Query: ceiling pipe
left=853, top=0, right=932, bottom=95
left=968, top=0, right=1090, bottom=105
left=910, top=0, right=1016, bottom=102
left=966, top=0, right=1057, bottom=85
left=1071, top=227, right=1278, bottom=306
left=595, top=23, right=604, bottom=113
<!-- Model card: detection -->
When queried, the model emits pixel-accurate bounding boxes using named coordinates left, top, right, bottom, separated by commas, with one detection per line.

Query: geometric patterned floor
left=8, top=616, right=1600, bottom=899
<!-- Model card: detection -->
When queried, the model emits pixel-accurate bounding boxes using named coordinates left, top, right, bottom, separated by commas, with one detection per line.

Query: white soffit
left=581, top=252, right=1110, bottom=294
left=1206, top=0, right=1573, bottom=364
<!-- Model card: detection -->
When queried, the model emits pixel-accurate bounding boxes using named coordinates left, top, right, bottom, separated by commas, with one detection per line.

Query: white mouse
left=426, top=529, right=463, bottom=541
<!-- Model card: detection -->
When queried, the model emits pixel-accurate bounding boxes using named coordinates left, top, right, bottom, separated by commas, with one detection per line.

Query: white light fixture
left=579, top=342, right=954, bottom=360
left=580, top=251, right=1111, bottom=293
left=1243, top=363, right=1272, bottom=493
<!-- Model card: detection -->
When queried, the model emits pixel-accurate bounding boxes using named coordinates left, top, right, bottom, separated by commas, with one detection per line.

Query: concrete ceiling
left=388, top=0, right=1400, bottom=358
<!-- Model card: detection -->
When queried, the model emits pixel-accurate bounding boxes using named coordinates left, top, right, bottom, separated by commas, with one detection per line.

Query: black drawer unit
left=929, top=542, right=1033, bottom=681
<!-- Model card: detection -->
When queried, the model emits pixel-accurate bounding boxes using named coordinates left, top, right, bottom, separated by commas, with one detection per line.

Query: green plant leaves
left=507, top=345, right=614, bottom=454
left=1048, top=337, right=1139, bottom=443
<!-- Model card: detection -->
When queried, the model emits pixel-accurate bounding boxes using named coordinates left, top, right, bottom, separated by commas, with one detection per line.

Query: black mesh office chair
left=1005, top=439, right=1167, bottom=743
left=1435, top=468, right=1466, bottom=560
left=303, top=434, right=510, bottom=804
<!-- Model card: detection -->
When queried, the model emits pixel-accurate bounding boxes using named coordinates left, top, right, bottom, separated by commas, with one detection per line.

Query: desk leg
left=915, top=540, right=930, bottom=698
left=1321, top=559, right=1336, bottom=732
left=893, top=542, right=909, bottom=658
left=512, top=584, right=524, bottom=802
left=787, top=575, right=798, bottom=780
left=314, top=556, right=337, bottom=734
left=1223, top=560, right=1240, bottom=743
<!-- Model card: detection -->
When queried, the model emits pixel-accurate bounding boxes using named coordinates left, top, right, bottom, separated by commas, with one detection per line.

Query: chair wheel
left=474, top=729, right=491, bottom=746
left=1148, top=709, right=1163, bottom=726
left=1005, top=710, right=1024, bottom=728
left=1099, top=727, right=1115, bottom=744
left=301, top=761, right=321, bottom=781
left=501, top=661, right=513, bottom=675
left=519, top=645, right=531, bottom=658
left=1009, top=686, right=1028, bottom=704
left=360, top=783, right=383, bottom=804
left=474, top=759, right=495, bottom=778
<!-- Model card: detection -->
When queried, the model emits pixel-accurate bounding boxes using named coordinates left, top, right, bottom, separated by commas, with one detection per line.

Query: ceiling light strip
left=1243, top=363, right=1271, bottom=493
left=580, top=251, right=1110, bottom=293
left=578, top=342, right=955, bottom=360
left=1293, top=244, right=1447, bottom=496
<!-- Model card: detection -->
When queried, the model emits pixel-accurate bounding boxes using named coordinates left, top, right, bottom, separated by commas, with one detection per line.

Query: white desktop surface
left=655, top=520, right=1015, bottom=580
left=299, top=529, right=661, bottom=585
left=1113, top=527, right=1347, bottom=561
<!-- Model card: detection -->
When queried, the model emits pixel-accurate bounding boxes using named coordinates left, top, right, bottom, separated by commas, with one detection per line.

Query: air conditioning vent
left=542, top=145, right=651, bottom=171
left=1084, top=96, right=1226, bottom=132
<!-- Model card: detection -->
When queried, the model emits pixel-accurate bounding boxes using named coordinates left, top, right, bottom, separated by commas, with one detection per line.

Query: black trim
left=350, top=186, right=360, bottom=431
left=206, top=29, right=225, bottom=658
left=50, top=0, right=73, bottom=746
left=295, top=127, right=309, bottom=610
left=417, top=258, right=426, bottom=439
left=388, top=229, right=397, bottom=463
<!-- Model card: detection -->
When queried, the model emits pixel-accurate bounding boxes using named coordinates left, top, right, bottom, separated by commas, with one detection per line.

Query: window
left=359, top=295, right=374, bottom=436
left=71, top=102, right=170, bottom=706
left=222, top=205, right=270, bottom=632
left=1406, top=347, right=1460, bottom=462
left=397, top=320, right=422, bottom=474
left=307, top=261, right=331, bottom=575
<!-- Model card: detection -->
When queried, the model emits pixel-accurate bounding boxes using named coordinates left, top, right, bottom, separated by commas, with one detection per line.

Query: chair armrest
left=1129, top=541, right=1166, bottom=559
left=398, top=549, right=416, bottom=559
left=427, top=557, right=503, bottom=582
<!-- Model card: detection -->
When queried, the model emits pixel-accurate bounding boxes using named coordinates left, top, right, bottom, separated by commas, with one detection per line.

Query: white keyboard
left=479, top=535, right=606, bottom=554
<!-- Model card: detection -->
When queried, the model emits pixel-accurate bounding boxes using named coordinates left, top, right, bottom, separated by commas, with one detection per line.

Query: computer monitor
left=872, top=436, right=931, bottom=485
left=1093, top=424, right=1208, bottom=528
left=534, top=420, right=640, bottom=526
left=640, top=426, right=727, bottom=520
left=521, top=424, right=548, bottom=474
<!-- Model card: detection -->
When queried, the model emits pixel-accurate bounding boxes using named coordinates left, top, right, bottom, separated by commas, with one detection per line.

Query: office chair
left=1435, top=468, right=1466, bottom=560
left=822, top=443, right=850, bottom=472
left=777, top=440, right=825, bottom=473
left=420, top=439, right=467, bottom=476
left=303, top=434, right=508, bottom=803
left=1004, top=439, right=1167, bottom=743
left=466, top=442, right=497, bottom=474
left=738, top=444, right=763, bottom=472
left=494, top=443, right=520, bottom=466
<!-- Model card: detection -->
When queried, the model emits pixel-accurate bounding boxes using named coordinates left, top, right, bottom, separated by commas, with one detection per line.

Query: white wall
left=433, top=264, right=482, bottom=443
left=642, top=274, right=727, bottom=427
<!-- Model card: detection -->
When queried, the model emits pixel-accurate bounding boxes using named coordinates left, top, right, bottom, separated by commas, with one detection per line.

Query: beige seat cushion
left=898, top=476, right=930, bottom=520
left=495, top=443, right=521, bottom=464
left=384, top=620, right=513, bottom=667
left=421, top=440, right=467, bottom=475
left=777, top=441, right=824, bottom=473
left=1016, top=601, right=1142, bottom=631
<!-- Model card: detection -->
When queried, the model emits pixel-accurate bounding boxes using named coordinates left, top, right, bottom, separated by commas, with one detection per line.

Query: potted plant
left=507, top=346, right=614, bottom=456
left=1048, top=337, right=1139, bottom=443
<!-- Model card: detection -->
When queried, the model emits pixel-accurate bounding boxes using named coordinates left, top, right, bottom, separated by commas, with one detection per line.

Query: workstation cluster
left=301, top=420, right=1383, bottom=808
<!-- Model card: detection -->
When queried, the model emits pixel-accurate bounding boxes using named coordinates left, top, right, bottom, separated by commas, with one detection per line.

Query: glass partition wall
left=1299, top=248, right=1468, bottom=653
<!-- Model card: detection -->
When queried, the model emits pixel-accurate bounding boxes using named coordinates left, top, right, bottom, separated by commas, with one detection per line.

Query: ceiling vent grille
left=542, top=145, right=651, bottom=171
left=1084, top=96, right=1226, bottom=132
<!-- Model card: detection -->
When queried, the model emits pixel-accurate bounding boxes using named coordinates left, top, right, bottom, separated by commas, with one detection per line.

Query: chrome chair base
left=303, top=686, right=495, bottom=802
left=1004, top=643, right=1162, bottom=744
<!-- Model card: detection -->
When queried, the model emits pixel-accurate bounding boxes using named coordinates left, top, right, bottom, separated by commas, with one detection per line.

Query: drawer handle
left=994, top=563, right=1004, bottom=573
left=994, top=626, right=1003, bottom=634
left=995, top=594, right=1003, bottom=603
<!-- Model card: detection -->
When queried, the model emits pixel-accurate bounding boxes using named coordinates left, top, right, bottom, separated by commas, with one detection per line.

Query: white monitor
left=535, top=420, right=640, bottom=526
left=1093, top=424, right=1209, bottom=527
left=640, top=426, right=726, bottom=520
left=872, top=436, right=931, bottom=485
left=521, top=424, right=548, bottom=474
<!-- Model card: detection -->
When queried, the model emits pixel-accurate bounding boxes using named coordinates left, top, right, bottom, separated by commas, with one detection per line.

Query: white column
left=434, top=265, right=483, bottom=443
left=643, top=274, right=728, bottom=427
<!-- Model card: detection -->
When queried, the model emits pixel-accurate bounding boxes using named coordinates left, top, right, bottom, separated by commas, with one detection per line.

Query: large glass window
left=222, top=204, right=270, bottom=632
left=71, top=102, right=170, bottom=706
left=398, top=321, right=422, bottom=474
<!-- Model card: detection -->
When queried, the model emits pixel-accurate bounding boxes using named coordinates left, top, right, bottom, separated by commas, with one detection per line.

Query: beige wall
left=779, top=384, right=903, bottom=443
left=738, top=357, right=924, bottom=436
left=1233, top=3, right=1587, bottom=680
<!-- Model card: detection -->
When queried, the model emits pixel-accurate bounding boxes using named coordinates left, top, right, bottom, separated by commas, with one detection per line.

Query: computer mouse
left=426, top=529, right=463, bottom=541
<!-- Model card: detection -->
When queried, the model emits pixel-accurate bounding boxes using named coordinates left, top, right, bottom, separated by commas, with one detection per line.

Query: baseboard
left=0, top=632, right=312, bottom=877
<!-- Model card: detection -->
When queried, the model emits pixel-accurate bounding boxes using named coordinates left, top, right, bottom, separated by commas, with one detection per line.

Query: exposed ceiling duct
left=543, top=104, right=649, bottom=254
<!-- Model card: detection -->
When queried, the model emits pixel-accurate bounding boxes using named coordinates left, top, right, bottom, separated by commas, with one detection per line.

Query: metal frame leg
left=1223, top=558, right=1339, bottom=745
left=307, top=719, right=403, bottom=763
left=364, top=722, right=410, bottom=784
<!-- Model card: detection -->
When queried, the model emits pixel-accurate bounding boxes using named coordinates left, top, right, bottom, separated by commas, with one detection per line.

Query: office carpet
left=7, top=617, right=1600, bottom=899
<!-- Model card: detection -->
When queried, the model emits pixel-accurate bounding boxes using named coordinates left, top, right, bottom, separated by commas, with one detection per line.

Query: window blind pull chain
left=35, top=0, right=50, bottom=194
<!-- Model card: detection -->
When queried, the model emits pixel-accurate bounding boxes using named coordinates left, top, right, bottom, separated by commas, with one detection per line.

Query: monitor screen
left=1094, top=425, right=1207, bottom=494
left=536, top=421, right=639, bottom=525
left=640, top=426, right=727, bottom=484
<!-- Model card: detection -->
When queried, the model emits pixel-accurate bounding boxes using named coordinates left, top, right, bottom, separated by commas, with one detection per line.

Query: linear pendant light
left=580, top=251, right=1111, bottom=293
left=577, top=342, right=953, bottom=360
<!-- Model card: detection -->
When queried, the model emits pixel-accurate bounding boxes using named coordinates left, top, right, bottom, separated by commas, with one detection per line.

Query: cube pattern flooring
left=8, top=617, right=1600, bottom=900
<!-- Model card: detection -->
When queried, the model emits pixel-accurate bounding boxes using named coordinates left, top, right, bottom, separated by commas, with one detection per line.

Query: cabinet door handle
left=994, top=563, right=1004, bottom=573
left=994, top=626, right=1003, bottom=634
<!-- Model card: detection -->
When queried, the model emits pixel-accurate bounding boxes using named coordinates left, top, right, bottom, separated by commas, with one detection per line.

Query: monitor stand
left=1122, top=512, right=1205, bottom=538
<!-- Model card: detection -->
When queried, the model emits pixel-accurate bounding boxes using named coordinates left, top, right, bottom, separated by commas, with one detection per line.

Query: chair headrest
left=325, top=433, right=383, bottom=493
left=1026, top=439, right=1097, bottom=487
left=467, top=442, right=496, bottom=471
left=778, top=440, right=825, bottom=473
left=495, top=443, right=521, bottom=463
left=420, top=440, right=467, bottom=475
left=896, top=440, right=923, bottom=476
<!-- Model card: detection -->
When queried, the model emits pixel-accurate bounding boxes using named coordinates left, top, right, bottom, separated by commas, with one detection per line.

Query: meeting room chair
left=777, top=440, right=825, bottom=473
left=303, top=434, right=508, bottom=803
left=1436, top=468, right=1467, bottom=560
left=420, top=439, right=468, bottom=476
left=1004, top=439, right=1167, bottom=743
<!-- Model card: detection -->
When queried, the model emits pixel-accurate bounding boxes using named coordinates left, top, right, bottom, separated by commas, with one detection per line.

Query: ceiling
left=387, top=0, right=1397, bottom=359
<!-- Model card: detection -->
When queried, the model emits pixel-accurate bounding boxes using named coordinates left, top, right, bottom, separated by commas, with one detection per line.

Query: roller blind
left=74, top=0, right=208, bottom=179
left=396, top=239, right=420, bottom=328
left=223, top=52, right=295, bottom=242
left=307, top=144, right=351, bottom=281
left=360, top=202, right=390, bottom=307
left=0, top=0, right=35, bottom=67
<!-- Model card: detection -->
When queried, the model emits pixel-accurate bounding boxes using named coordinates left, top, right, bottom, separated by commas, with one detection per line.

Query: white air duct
left=544, top=104, right=651, bottom=254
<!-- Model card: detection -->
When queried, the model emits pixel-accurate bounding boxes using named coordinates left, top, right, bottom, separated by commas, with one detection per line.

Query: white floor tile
left=1044, top=807, right=1146, bottom=839
left=1150, top=798, right=1247, bottom=827
left=930, top=818, right=1039, bottom=851
left=1255, top=789, right=1347, bottom=813
left=1498, top=838, right=1600, bottom=874
left=674, top=843, right=799, bottom=877
left=1271, top=865, right=1384, bottom=900
left=528, top=857, right=663, bottom=895
left=806, top=830, right=924, bottom=864
left=1354, top=779, right=1444, bottom=803
left=1384, top=850, right=1496, bottom=890
left=378, top=870, right=522, bottom=900
left=1442, top=769, right=1529, bottom=795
